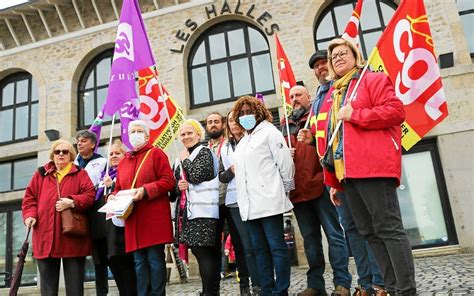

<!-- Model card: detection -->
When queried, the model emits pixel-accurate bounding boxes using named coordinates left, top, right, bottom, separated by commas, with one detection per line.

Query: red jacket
left=22, top=162, right=95, bottom=259
left=281, top=112, right=324, bottom=203
left=114, top=143, right=175, bottom=252
left=324, top=72, right=405, bottom=190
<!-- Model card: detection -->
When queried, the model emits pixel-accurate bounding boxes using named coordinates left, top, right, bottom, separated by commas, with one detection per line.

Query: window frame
left=401, top=138, right=458, bottom=249
left=0, top=202, right=37, bottom=288
left=188, top=21, right=275, bottom=109
left=456, top=1, right=474, bottom=56
left=77, top=49, right=117, bottom=129
left=313, top=0, right=397, bottom=59
left=0, top=72, right=39, bottom=146
left=0, top=157, right=37, bottom=193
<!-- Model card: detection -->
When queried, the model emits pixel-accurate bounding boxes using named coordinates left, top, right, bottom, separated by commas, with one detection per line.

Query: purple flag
left=89, top=106, right=105, bottom=153
left=120, top=98, right=140, bottom=150
left=104, top=0, right=155, bottom=116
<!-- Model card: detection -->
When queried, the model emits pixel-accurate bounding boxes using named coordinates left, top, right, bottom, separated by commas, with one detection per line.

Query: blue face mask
left=239, top=115, right=257, bottom=130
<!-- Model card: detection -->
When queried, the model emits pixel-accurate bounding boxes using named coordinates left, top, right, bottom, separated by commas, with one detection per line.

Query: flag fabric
left=104, top=0, right=156, bottom=116
left=368, top=0, right=448, bottom=150
left=341, top=0, right=363, bottom=46
left=138, top=67, right=185, bottom=150
left=119, top=98, right=140, bottom=150
left=275, top=34, right=297, bottom=116
left=89, top=106, right=105, bottom=153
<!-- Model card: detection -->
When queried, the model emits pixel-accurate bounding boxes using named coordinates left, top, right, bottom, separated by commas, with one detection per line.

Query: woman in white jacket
left=232, top=96, right=295, bottom=296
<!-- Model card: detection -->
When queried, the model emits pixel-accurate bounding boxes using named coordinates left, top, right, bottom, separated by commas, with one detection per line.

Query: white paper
left=98, top=189, right=135, bottom=216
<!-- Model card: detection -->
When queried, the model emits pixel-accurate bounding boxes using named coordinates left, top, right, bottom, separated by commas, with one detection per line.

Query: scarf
left=95, top=166, right=118, bottom=200
left=177, top=169, right=189, bottom=263
left=330, top=67, right=359, bottom=181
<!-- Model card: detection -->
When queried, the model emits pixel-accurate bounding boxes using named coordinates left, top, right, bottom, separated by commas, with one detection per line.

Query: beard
left=207, top=129, right=224, bottom=139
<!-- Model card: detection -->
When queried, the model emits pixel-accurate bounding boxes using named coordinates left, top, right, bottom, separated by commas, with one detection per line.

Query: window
left=456, top=0, right=474, bottom=55
left=0, top=203, right=37, bottom=288
left=0, top=72, right=39, bottom=145
left=78, top=49, right=116, bottom=128
left=188, top=21, right=275, bottom=108
left=314, top=0, right=396, bottom=59
left=397, top=139, right=457, bottom=248
left=0, top=158, right=37, bottom=193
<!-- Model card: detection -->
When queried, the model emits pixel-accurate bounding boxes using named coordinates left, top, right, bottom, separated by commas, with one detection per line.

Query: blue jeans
left=247, top=214, right=290, bottom=296
left=292, top=189, right=352, bottom=290
left=229, top=207, right=261, bottom=287
left=133, top=244, right=166, bottom=296
left=336, top=190, right=384, bottom=289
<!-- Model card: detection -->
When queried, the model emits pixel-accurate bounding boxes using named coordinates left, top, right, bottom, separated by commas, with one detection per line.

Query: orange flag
left=275, top=34, right=297, bottom=116
left=368, top=0, right=448, bottom=150
left=138, top=67, right=184, bottom=150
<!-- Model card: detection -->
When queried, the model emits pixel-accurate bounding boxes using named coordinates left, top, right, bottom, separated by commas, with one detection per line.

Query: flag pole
left=303, top=103, right=314, bottom=130
left=327, top=50, right=375, bottom=147
left=104, top=113, right=116, bottom=174
left=283, top=100, right=292, bottom=149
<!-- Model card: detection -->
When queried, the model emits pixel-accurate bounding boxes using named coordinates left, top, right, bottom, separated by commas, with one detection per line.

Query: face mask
left=239, top=115, right=257, bottom=130
left=129, top=132, right=146, bottom=148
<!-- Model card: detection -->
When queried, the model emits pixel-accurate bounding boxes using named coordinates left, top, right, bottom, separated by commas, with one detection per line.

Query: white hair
left=128, top=120, right=149, bottom=135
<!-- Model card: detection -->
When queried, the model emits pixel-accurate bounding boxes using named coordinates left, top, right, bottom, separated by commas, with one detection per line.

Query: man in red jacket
left=281, top=85, right=351, bottom=296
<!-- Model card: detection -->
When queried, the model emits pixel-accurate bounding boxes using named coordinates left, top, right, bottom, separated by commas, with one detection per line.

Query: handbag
left=56, top=177, right=89, bottom=236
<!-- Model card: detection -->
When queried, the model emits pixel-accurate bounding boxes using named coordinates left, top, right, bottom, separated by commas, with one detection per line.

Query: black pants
left=109, top=254, right=137, bottom=296
left=191, top=246, right=221, bottom=296
left=343, top=178, right=416, bottom=295
left=92, top=238, right=109, bottom=296
left=217, top=205, right=250, bottom=288
left=37, top=257, right=85, bottom=296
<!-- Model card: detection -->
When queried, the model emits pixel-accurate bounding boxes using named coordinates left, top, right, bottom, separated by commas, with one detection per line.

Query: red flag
left=275, top=34, right=297, bottom=116
left=341, top=0, right=363, bottom=46
left=368, top=0, right=448, bottom=150
left=138, top=67, right=184, bottom=150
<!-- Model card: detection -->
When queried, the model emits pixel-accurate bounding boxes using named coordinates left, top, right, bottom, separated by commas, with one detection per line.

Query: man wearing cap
left=282, top=81, right=352, bottom=296
left=296, top=52, right=387, bottom=295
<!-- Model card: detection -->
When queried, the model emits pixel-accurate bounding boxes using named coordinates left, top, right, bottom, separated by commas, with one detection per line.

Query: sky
left=0, top=0, right=30, bottom=11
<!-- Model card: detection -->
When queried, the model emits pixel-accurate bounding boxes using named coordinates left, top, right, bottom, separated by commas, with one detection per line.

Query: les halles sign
left=170, top=0, right=280, bottom=53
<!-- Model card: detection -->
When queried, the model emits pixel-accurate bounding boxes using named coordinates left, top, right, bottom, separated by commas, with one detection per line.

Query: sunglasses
left=54, top=149, right=69, bottom=155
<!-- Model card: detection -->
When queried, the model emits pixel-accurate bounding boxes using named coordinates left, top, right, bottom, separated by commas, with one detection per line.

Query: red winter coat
left=324, top=72, right=405, bottom=190
left=113, top=143, right=175, bottom=252
left=22, top=162, right=95, bottom=259
left=281, top=112, right=324, bottom=203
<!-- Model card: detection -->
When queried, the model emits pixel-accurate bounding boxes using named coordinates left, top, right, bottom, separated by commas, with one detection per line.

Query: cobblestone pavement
left=165, top=254, right=474, bottom=296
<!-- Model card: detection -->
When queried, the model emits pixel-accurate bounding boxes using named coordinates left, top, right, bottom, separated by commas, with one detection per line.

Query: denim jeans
left=343, top=178, right=416, bottom=295
left=229, top=207, right=261, bottom=288
left=247, top=214, right=290, bottom=296
left=133, top=244, right=166, bottom=296
left=336, top=190, right=384, bottom=290
left=292, top=189, right=352, bottom=290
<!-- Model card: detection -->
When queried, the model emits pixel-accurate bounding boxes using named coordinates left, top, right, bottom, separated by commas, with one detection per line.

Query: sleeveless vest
left=185, top=145, right=220, bottom=220
left=221, top=142, right=237, bottom=206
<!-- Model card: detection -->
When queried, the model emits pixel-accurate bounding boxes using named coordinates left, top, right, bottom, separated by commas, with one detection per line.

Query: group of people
left=22, top=37, right=416, bottom=296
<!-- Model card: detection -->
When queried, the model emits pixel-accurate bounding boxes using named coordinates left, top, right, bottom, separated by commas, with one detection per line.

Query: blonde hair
left=181, top=119, right=205, bottom=140
left=110, top=139, right=127, bottom=155
left=327, top=38, right=365, bottom=79
left=49, top=139, right=77, bottom=161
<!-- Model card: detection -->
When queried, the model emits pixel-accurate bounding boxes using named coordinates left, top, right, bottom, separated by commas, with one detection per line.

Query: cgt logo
left=139, top=76, right=168, bottom=130
left=114, top=23, right=134, bottom=62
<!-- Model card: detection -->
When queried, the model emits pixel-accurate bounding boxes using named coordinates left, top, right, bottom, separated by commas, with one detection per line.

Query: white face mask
left=129, top=132, right=146, bottom=148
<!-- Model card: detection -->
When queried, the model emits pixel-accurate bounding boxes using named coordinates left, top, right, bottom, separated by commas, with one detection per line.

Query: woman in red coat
left=22, top=139, right=95, bottom=296
left=109, top=120, right=175, bottom=296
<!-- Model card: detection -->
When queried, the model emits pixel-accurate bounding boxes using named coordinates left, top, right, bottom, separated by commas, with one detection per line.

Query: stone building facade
left=0, top=0, right=472, bottom=290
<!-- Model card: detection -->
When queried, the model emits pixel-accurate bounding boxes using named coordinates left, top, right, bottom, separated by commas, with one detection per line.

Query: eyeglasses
left=54, top=149, right=69, bottom=155
left=330, top=50, right=350, bottom=61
